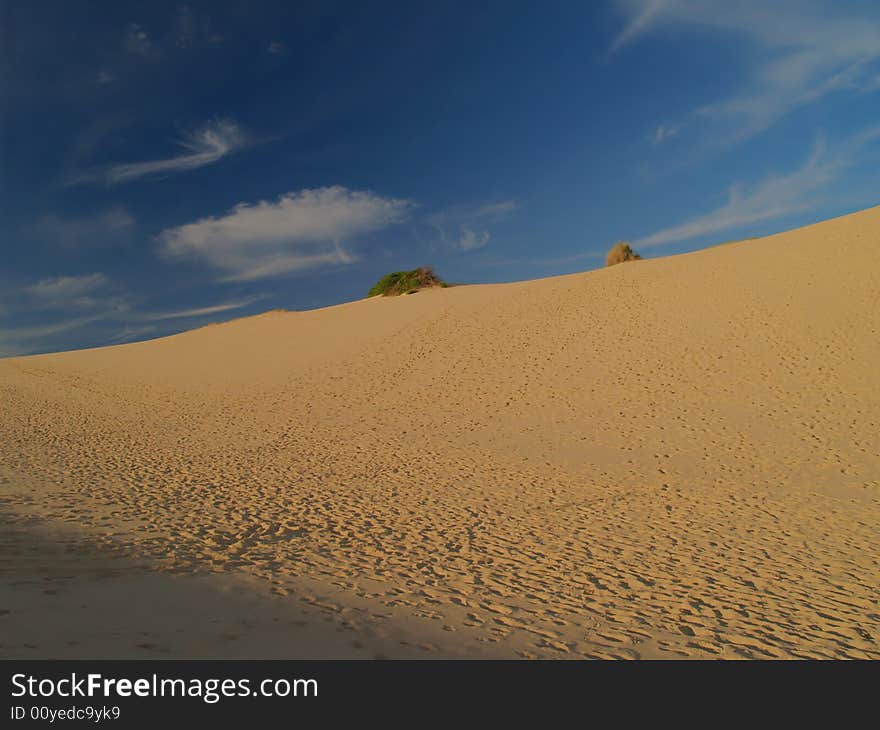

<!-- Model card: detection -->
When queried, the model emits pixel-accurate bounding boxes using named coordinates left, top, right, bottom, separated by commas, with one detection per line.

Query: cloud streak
left=104, top=119, right=244, bottom=183
left=611, top=0, right=672, bottom=53
left=0, top=307, right=120, bottom=358
left=636, top=127, right=880, bottom=247
left=159, top=186, right=411, bottom=281
left=613, top=1, right=880, bottom=144
left=69, top=120, right=245, bottom=186
left=1, top=273, right=262, bottom=356
left=139, top=299, right=260, bottom=321
left=24, top=273, right=120, bottom=311
left=0, top=272, right=133, bottom=356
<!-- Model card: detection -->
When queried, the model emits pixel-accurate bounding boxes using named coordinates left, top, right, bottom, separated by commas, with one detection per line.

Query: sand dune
left=1, top=206, right=879, bottom=659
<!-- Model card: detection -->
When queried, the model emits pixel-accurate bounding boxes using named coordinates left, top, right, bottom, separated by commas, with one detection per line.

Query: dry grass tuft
left=605, top=241, right=643, bottom=267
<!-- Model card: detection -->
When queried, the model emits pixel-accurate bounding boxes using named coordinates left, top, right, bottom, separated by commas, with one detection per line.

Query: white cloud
left=612, top=1, right=880, bottom=143
left=159, top=186, right=411, bottom=281
left=428, top=199, right=517, bottom=251
left=100, top=119, right=244, bottom=184
left=636, top=127, right=880, bottom=247
left=459, top=227, right=491, bottom=251
left=654, top=124, right=679, bottom=144
left=268, top=41, right=286, bottom=55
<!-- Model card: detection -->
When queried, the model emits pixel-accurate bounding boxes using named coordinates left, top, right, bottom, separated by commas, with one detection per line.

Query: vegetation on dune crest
left=605, top=241, right=643, bottom=266
left=367, top=267, right=448, bottom=297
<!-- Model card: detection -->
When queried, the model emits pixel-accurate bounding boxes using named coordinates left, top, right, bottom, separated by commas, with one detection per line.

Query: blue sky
left=2, top=0, right=879, bottom=356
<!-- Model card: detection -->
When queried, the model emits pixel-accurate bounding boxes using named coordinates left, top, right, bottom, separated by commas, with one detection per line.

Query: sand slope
left=1, top=206, right=879, bottom=659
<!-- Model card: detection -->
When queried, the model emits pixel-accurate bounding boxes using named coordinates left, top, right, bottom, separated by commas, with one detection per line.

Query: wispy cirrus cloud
left=110, top=298, right=262, bottom=345
left=108, top=119, right=244, bottom=183
left=109, top=325, right=159, bottom=345
left=636, top=126, right=880, bottom=247
left=0, top=273, right=128, bottom=357
left=23, top=273, right=123, bottom=311
left=123, top=8, right=222, bottom=58
left=610, top=0, right=672, bottom=53
left=458, top=228, right=491, bottom=251
left=0, top=314, right=112, bottom=357
left=72, top=119, right=245, bottom=185
left=86, top=10, right=222, bottom=94
left=0, top=270, right=261, bottom=356
left=138, top=298, right=261, bottom=322
left=428, top=200, right=518, bottom=251
left=653, top=123, right=679, bottom=145
left=612, top=1, right=880, bottom=144
left=159, top=186, right=411, bottom=281
left=15, top=274, right=252, bottom=324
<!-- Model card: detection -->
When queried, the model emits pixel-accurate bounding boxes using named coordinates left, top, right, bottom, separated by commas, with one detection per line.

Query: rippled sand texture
left=1, top=206, right=879, bottom=659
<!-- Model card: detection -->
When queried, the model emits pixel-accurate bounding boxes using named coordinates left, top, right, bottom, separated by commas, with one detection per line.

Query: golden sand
left=1, top=206, right=878, bottom=658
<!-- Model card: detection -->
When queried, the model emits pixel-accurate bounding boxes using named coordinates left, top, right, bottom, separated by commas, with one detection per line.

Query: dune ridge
left=1, top=205, right=879, bottom=658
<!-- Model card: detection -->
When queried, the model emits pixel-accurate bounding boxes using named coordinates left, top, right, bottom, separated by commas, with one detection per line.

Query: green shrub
left=367, top=267, right=446, bottom=297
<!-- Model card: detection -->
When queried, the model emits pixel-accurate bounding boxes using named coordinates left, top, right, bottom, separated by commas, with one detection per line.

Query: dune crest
left=2, top=205, right=879, bottom=659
